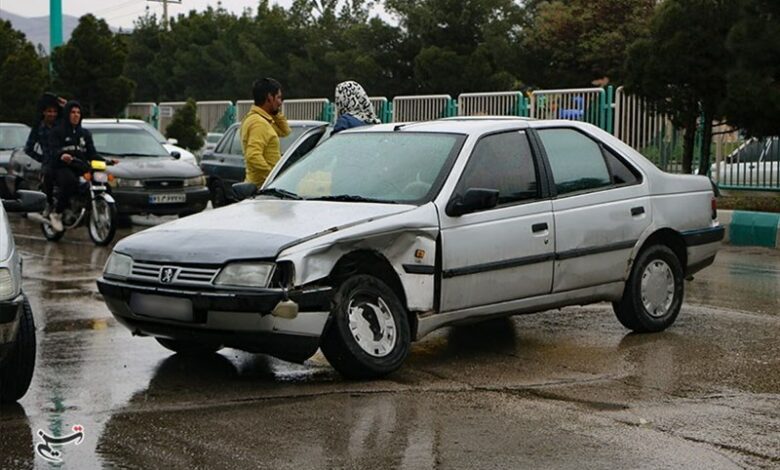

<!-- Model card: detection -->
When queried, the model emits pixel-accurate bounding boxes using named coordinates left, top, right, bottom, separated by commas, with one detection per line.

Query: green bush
left=165, top=98, right=205, bottom=151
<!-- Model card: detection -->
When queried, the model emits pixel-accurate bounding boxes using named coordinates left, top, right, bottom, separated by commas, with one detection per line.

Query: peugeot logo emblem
left=159, top=267, right=178, bottom=284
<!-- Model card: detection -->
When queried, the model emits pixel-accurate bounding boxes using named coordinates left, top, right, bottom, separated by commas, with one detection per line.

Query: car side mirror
left=171, top=151, right=181, bottom=160
left=2, top=190, right=47, bottom=213
left=232, top=182, right=257, bottom=201
left=446, top=188, right=499, bottom=217
left=167, top=138, right=178, bottom=145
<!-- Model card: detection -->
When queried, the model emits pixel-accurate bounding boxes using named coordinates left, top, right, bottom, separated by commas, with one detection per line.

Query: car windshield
left=0, top=125, right=30, bottom=150
left=266, top=132, right=464, bottom=204
left=88, top=127, right=170, bottom=157
left=136, top=122, right=167, bottom=143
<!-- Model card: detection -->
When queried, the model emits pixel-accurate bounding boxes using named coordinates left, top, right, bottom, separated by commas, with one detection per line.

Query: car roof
left=0, top=122, right=30, bottom=127
left=225, top=120, right=329, bottom=131
left=82, top=122, right=150, bottom=130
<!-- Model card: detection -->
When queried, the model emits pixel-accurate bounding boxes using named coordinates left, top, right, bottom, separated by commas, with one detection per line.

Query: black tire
left=0, top=297, right=36, bottom=403
left=40, top=220, right=64, bottom=242
left=613, top=245, right=684, bottom=333
left=155, top=338, right=222, bottom=355
left=88, top=197, right=117, bottom=246
left=320, top=275, right=411, bottom=379
left=210, top=180, right=229, bottom=208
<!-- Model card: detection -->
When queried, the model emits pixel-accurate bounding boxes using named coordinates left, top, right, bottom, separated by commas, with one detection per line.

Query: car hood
left=108, top=157, right=202, bottom=179
left=114, top=199, right=414, bottom=264
left=163, top=144, right=197, bottom=165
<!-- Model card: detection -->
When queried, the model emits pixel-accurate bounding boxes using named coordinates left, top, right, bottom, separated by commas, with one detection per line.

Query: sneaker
left=50, top=213, right=64, bottom=232
left=42, top=205, right=51, bottom=218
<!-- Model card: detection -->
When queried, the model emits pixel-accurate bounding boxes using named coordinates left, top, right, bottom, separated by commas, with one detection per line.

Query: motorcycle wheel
left=40, top=215, right=64, bottom=242
left=88, top=196, right=117, bottom=246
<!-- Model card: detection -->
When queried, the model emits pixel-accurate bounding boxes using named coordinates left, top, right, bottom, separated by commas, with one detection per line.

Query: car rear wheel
left=320, top=274, right=411, bottom=379
left=0, top=297, right=36, bottom=403
left=155, top=338, right=222, bottom=355
left=613, top=245, right=684, bottom=332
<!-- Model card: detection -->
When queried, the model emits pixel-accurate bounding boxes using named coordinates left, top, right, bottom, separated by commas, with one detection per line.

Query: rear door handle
left=631, top=206, right=645, bottom=216
left=532, top=223, right=548, bottom=233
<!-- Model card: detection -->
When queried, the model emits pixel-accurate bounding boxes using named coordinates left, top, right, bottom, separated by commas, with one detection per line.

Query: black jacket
left=49, top=101, right=101, bottom=172
left=24, top=121, right=57, bottom=166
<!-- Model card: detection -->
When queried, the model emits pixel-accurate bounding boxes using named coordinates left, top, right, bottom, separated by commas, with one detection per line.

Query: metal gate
left=530, top=88, right=606, bottom=128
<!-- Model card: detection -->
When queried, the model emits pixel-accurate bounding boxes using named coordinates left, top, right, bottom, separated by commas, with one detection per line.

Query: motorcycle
left=35, top=160, right=118, bottom=246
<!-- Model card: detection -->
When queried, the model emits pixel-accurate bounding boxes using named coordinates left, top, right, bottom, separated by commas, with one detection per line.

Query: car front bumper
left=96, top=278, right=333, bottom=362
left=111, top=186, right=210, bottom=215
left=0, top=294, right=24, bottom=362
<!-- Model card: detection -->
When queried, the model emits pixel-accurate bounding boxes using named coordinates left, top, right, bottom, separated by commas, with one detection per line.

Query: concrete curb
left=717, top=209, right=780, bottom=249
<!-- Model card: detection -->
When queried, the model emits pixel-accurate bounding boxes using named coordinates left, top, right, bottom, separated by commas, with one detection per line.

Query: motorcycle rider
left=47, top=101, right=103, bottom=232
left=24, top=93, right=64, bottom=213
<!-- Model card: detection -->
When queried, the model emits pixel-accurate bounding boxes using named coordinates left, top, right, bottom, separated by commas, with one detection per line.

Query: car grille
left=144, top=179, right=184, bottom=190
left=130, top=261, right=220, bottom=287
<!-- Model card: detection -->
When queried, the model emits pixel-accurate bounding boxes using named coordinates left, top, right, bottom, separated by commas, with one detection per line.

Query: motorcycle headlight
left=112, top=178, right=144, bottom=188
left=214, top=262, right=274, bottom=288
left=93, top=172, right=109, bottom=183
left=0, top=268, right=19, bottom=300
left=104, top=253, right=133, bottom=280
left=183, top=176, right=206, bottom=187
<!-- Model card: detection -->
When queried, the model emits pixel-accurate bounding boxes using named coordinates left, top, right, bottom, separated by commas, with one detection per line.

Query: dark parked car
left=200, top=120, right=330, bottom=207
left=0, top=124, right=30, bottom=171
left=10, top=123, right=210, bottom=217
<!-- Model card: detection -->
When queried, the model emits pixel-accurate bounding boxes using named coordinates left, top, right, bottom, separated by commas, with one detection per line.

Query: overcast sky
left=0, top=0, right=301, bottom=29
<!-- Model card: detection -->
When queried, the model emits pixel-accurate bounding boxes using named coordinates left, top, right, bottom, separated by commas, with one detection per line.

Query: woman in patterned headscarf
left=333, top=81, right=381, bottom=134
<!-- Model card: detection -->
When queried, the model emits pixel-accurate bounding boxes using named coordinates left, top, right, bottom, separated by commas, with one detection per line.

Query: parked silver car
left=97, top=118, right=723, bottom=378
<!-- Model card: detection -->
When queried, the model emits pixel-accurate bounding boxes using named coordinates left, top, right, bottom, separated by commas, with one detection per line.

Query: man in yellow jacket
left=241, top=78, right=291, bottom=186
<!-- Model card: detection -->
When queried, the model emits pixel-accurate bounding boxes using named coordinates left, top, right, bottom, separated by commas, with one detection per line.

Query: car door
left=535, top=127, right=651, bottom=293
left=264, top=126, right=329, bottom=187
left=438, top=131, right=555, bottom=312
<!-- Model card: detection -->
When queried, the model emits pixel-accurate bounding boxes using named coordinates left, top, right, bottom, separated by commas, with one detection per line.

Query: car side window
left=215, top=129, right=234, bottom=154
left=228, top=129, right=243, bottom=156
left=603, top=147, right=640, bottom=185
left=538, top=128, right=611, bottom=195
left=459, top=131, right=539, bottom=207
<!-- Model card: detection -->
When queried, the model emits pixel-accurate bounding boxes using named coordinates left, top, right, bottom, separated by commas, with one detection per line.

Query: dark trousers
left=41, top=165, right=55, bottom=205
left=52, top=167, right=79, bottom=213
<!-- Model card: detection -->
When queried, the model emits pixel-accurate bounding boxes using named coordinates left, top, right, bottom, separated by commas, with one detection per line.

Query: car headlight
left=111, top=177, right=144, bottom=188
left=104, top=253, right=133, bottom=279
left=0, top=268, right=19, bottom=300
left=214, top=262, right=275, bottom=288
left=183, top=176, right=206, bottom=187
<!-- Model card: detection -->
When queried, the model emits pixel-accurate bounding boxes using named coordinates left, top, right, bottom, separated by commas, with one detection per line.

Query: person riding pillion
left=240, top=78, right=291, bottom=187
left=24, top=93, right=64, bottom=212
left=47, top=101, right=103, bottom=232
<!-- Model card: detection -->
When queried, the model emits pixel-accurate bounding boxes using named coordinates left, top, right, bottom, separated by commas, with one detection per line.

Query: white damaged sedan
left=97, top=118, right=723, bottom=378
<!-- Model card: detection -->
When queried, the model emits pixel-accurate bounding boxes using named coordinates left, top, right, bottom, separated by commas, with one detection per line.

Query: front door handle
left=532, top=222, right=548, bottom=233
left=631, top=206, right=645, bottom=216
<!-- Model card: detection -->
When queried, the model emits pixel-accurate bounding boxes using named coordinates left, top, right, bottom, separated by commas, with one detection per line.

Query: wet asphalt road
left=0, top=215, right=778, bottom=469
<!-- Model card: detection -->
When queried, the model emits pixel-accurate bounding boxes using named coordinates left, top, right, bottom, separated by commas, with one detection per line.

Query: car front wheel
left=613, top=245, right=684, bottom=333
left=321, top=274, right=411, bottom=379
left=0, top=297, right=36, bottom=403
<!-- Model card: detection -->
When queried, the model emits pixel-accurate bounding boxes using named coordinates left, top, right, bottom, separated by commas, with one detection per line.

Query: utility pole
left=146, top=0, right=182, bottom=31
left=50, top=0, right=63, bottom=52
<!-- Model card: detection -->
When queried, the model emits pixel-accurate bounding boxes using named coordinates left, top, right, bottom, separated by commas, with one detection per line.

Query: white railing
left=613, top=86, right=671, bottom=151
left=458, top=92, right=524, bottom=117
left=530, top=88, right=603, bottom=124
left=195, top=100, right=233, bottom=132
left=282, top=98, right=330, bottom=121
left=392, top=95, right=452, bottom=122
left=125, top=102, right=157, bottom=123
left=157, top=101, right=187, bottom=132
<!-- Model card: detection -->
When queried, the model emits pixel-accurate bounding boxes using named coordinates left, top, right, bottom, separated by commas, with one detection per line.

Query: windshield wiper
left=113, top=152, right=161, bottom=157
left=256, top=187, right=302, bottom=200
left=308, top=194, right=397, bottom=204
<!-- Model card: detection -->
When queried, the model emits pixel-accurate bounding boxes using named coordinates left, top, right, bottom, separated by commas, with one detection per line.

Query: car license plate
left=129, top=294, right=193, bottom=322
left=149, top=193, right=186, bottom=204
